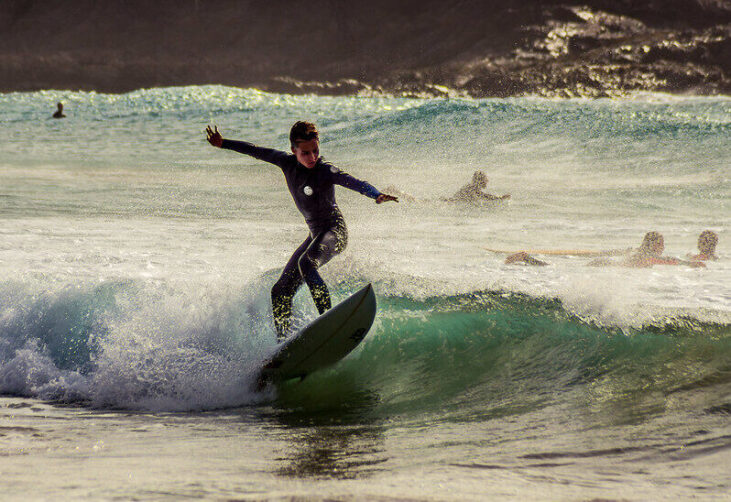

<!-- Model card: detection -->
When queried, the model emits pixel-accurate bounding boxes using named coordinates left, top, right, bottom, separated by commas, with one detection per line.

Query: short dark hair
left=290, top=121, right=319, bottom=147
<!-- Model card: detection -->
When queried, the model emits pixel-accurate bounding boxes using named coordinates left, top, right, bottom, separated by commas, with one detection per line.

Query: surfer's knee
left=332, top=226, right=347, bottom=253
left=297, top=253, right=317, bottom=277
left=329, top=229, right=347, bottom=255
left=318, top=231, right=342, bottom=260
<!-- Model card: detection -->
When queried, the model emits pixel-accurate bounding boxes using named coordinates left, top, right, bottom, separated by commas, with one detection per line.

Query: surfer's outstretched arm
left=206, top=125, right=288, bottom=166
left=328, top=167, right=398, bottom=204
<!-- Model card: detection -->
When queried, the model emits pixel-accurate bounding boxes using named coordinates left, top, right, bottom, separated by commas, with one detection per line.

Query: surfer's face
left=292, top=139, right=320, bottom=169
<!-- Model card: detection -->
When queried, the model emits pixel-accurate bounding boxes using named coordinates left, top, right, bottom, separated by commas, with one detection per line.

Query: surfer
left=606, top=232, right=705, bottom=268
left=206, top=121, right=397, bottom=340
left=687, top=230, right=718, bottom=261
left=610, top=232, right=683, bottom=267
left=505, top=232, right=705, bottom=268
left=448, top=170, right=510, bottom=202
left=52, top=102, right=66, bottom=119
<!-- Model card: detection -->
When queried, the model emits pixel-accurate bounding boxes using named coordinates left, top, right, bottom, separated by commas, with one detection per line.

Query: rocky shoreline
left=1, top=0, right=729, bottom=98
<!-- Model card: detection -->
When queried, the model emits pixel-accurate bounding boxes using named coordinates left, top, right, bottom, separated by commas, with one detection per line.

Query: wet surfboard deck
left=258, top=283, right=377, bottom=386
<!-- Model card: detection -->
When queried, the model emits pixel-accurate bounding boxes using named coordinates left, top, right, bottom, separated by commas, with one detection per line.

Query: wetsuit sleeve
left=329, top=167, right=382, bottom=200
left=220, top=139, right=289, bottom=168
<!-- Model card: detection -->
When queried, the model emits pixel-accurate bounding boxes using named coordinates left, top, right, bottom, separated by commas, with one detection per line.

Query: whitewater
left=0, top=86, right=729, bottom=500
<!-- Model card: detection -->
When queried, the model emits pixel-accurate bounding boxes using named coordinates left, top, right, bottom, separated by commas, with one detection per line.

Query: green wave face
left=275, top=291, right=731, bottom=424
left=0, top=280, right=728, bottom=416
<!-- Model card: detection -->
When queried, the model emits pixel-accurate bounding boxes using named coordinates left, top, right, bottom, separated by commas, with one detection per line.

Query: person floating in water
left=505, top=232, right=705, bottom=268
left=687, top=230, right=718, bottom=261
left=615, top=231, right=694, bottom=268
left=206, top=121, right=398, bottom=340
left=52, top=102, right=66, bottom=119
left=448, top=170, right=510, bottom=202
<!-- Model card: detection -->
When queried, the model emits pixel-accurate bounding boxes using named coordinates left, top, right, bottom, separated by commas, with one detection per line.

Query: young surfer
left=206, top=121, right=397, bottom=340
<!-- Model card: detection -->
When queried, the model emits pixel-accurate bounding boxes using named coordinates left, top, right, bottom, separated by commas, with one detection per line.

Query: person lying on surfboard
left=590, top=232, right=705, bottom=268
left=447, top=170, right=510, bottom=202
left=206, top=121, right=398, bottom=341
left=505, top=232, right=705, bottom=268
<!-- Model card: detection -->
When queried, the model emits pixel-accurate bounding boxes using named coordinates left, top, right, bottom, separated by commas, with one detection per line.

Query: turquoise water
left=0, top=87, right=729, bottom=499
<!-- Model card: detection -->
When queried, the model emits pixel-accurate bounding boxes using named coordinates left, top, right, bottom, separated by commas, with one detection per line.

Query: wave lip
left=0, top=280, right=275, bottom=411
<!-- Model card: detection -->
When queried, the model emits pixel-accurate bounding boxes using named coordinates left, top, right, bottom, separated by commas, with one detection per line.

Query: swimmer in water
left=620, top=232, right=684, bottom=267
left=52, top=102, right=66, bottom=119
left=591, top=232, right=704, bottom=268
left=687, top=230, right=718, bottom=261
left=448, top=170, right=510, bottom=202
left=506, top=232, right=705, bottom=268
left=206, top=121, right=398, bottom=340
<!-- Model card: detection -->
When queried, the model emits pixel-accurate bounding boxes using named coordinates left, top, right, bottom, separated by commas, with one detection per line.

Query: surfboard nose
left=355, top=283, right=377, bottom=324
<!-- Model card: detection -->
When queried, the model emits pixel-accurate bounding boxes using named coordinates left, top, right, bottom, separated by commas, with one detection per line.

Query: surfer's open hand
left=376, top=194, right=399, bottom=204
left=206, top=125, right=223, bottom=147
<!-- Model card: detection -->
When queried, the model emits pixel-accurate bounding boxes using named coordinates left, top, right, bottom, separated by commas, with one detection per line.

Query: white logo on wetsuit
left=330, top=166, right=340, bottom=174
left=303, top=186, right=313, bottom=196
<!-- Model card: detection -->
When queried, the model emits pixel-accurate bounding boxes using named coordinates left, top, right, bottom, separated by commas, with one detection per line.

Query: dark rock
left=0, top=0, right=729, bottom=98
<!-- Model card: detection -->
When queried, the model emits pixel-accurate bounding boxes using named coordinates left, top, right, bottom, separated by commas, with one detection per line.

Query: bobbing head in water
left=472, top=170, right=488, bottom=188
left=637, top=231, right=665, bottom=256
left=694, top=230, right=718, bottom=260
left=52, top=102, right=65, bottom=118
left=290, top=121, right=320, bottom=169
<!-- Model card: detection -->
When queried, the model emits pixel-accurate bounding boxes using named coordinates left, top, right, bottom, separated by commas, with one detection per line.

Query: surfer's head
left=472, top=170, right=488, bottom=188
left=639, top=231, right=664, bottom=256
left=697, top=230, right=718, bottom=256
left=290, top=121, right=319, bottom=169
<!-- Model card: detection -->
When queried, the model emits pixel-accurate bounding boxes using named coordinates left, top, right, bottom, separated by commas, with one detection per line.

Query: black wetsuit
left=221, top=139, right=382, bottom=339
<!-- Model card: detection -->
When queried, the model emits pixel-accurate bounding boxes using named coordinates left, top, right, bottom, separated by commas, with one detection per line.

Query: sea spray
left=0, top=277, right=280, bottom=409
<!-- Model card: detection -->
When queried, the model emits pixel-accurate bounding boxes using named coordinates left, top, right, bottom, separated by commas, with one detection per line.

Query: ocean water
left=0, top=86, right=729, bottom=500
